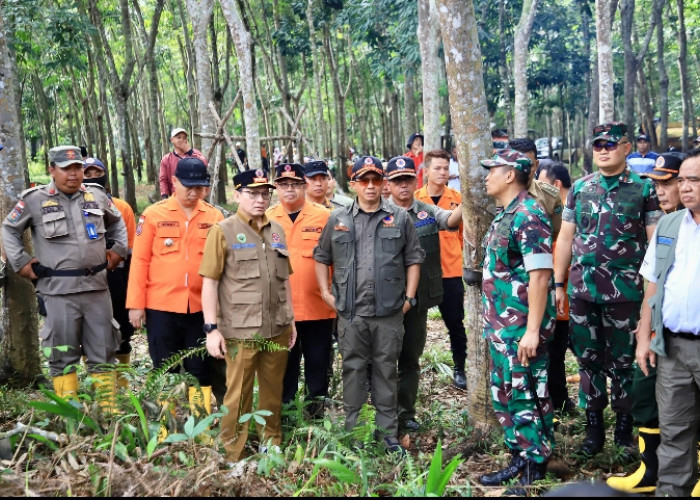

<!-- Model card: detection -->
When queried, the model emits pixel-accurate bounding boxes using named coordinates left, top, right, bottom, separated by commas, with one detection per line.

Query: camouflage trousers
left=489, top=341, right=554, bottom=464
left=569, top=300, right=640, bottom=413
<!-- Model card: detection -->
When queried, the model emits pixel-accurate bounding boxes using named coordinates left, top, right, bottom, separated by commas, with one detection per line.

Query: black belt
left=32, top=262, right=108, bottom=278
left=664, top=327, right=700, bottom=341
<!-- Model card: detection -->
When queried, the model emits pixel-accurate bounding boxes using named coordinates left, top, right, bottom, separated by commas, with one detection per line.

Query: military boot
left=579, top=410, right=605, bottom=457
left=607, top=427, right=659, bottom=494
left=53, top=372, right=79, bottom=400
left=614, top=413, right=635, bottom=462
left=480, top=451, right=527, bottom=486
left=504, top=459, right=548, bottom=496
left=115, top=353, right=131, bottom=390
left=92, top=371, right=117, bottom=415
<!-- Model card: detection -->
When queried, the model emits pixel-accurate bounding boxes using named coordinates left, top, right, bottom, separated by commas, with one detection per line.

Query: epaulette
left=538, top=181, right=560, bottom=199
left=18, top=185, right=45, bottom=199
left=310, top=201, right=331, bottom=212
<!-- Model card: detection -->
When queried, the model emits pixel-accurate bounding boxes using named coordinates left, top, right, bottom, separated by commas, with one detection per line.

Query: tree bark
left=498, top=0, right=513, bottom=136
left=620, top=0, right=636, bottom=140
left=436, top=0, right=497, bottom=429
left=596, top=0, right=614, bottom=122
left=0, top=14, right=42, bottom=386
left=404, top=70, right=418, bottom=142
left=307, top=0, right=326, bottom=158
left=175, top=0, right=199, bottom=148
left=513, top=0, right=538, bottom=138
left=418, top=0, right=442, bottom=151
left=220, top=0, right=262, bottom=171
left=676, top=0, right=691, bottom=151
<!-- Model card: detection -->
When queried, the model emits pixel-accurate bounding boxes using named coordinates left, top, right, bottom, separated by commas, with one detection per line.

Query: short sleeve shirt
left=561, top=167, right=662, bottom=303
left=482, top=190, right=556, bottom=343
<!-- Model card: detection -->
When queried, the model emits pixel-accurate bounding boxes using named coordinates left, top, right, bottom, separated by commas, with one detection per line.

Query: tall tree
left=655, top=0, right=668, bottom=151
left=418, top=0, right=442, bottom=150
left=676, top=0, right=692, bottom=151
left=0, top=13, right=42, bottom=386
left=595, top=0, right=614, bottom=122
left=436, top=0, right=497, bottom=428
left=307, top=0, right=327, bottom=158
left=512, top=0, right=538, bottom=138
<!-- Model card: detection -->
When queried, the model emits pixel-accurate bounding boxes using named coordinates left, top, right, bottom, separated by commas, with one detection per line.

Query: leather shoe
left=400, top=419, right=421, bottom=432
left=453, top=370, right=466, bottom=390
left=382, top=436, right=406, bottom=456
left=480, top=453, right=527, bottom=486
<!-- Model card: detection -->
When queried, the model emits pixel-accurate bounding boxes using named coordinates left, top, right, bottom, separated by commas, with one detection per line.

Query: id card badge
left=86, top=223, right=99, bottom=239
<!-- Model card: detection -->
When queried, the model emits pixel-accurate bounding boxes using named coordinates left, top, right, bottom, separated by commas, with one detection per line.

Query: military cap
left=386, top=156, right=416, bottom=179
left=644, top=152, right=686, bottom=181
left=480, top=149, right=532, bottom=176
left=234, top=168, right=275, bottom=189
left=303, top=160, right=330, bottom=178
left=175, top=157, right=210, bottom=187
left=592, top=122, right=627, bottom=143
left=49, top=146, right=84, bottom=168
left=275, top=163, right=305, bottom=182
left=351, top=156, right=384, bottom=180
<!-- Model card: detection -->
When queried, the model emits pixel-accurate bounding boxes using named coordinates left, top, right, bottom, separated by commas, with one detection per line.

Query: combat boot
left=504, top=459, right=548, bottom=496
left=614, top=412, right=635, bottom=461
left=480, top=451, right=527, bottom=486
left=92, top=371, right=117, bottom=415
left=115, top=353, right=131, bottom=390
left=579, top=410, right=605, bottom=457
left=607, top=427, right=659, bottom=494
left=53, top=372, right=79, bottom=400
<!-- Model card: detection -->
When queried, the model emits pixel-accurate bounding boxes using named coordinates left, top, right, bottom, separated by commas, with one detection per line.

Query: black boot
left=614, top=413, right=635, bottom=462
left=579, top=410, right=605, bottom=457
left=606, top=427, right=659, bottom=493
left=504, top=460, right=548, bottom=496
left=480, top=452, right=527, bottom=486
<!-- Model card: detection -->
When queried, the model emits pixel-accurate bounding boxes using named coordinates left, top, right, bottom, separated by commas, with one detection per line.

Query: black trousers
left=547, top=319, right=570, bottom=409
left=438, top=277, right=466, bottom=372
left=282, top=318, right=334, bottom=404
left=145, top=309, right=211, bottom=386
left=107, top=259, right=134, bottom=354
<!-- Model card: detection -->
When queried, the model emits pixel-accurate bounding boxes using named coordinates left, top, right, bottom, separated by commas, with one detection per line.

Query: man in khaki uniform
left=201, top=168, right=297, bottom=464
left=1, top=146, right=127, bottom=407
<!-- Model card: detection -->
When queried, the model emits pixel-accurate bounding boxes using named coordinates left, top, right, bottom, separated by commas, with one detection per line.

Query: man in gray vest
left=314, top=156, right=424, bottom=454
left=385, top=155, right=462, bottom=433
left=636, top=152, right=700, bottom=496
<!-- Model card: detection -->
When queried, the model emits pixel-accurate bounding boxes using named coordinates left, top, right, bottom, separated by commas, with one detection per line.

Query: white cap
left=170, top=128, right=188, bottom=140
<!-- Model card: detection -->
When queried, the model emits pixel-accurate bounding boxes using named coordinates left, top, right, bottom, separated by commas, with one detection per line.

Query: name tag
left=271, top=242, right=287, bottom=250
left=658, top=236, right=674, bottom=246
left=232, top=243, right=256, bottom=249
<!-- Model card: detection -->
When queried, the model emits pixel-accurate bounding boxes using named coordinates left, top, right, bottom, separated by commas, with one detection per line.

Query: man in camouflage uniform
left=554, top=122, right=662, bottom=459
left=479, top=150, right=556, bottom=493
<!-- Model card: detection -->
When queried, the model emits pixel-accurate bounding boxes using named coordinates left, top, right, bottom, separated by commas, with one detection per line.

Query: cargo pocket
left=332, top=267, right=350, bottom=313
left=275, top=290, right=294, bottom=326
left=275, top=248, right=290, bottom=280
left=380, top=266, right=405, bottom=311
left=42, top=211, right=69, bottom=239
left=82, top=208, right=106, bottom=237
left=231, top=292, right=263, bottom=328
left=378, top=226, right=402, bottom=253
left=233, top=249, right=261, bottom=280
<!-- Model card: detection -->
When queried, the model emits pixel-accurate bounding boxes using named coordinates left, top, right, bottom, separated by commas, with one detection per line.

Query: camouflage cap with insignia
left=49, top=146, right=84, bottom=168
left=592, top=122, right=627, bottom=144
left=480, top=149, right=532, bottom=175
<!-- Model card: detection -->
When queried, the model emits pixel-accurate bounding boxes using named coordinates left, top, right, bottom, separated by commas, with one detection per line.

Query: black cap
left=644, top=152, right=686, bottom=181
left=386, top=156, right=416, bottom=179
left=303, top=160, right=330, bottom=178
left=233, top=168, right=275, bottom=190
left=275, top=163, right=305, bottom=182
left=406, top=132, right=424, bottom=149
left=637, top=134, right=651, bottom=142
left=175, top=157, right=210, bottom=187
left=351, top=156, right=384, bottom=180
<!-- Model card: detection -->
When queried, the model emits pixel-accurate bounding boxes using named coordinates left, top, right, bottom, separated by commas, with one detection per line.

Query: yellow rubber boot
left=115, top=353, right=130, bottom=390
left=92, top=371, right=117, bottom=415
left=692, top=447, right=700, bottom=497
left=157, top=397, right=177, bottom=443
left=607, top=427, right=659, bottom=494
left=53, top=372, right=79, bottom=400
left=189, top=386, right=213, bottom=444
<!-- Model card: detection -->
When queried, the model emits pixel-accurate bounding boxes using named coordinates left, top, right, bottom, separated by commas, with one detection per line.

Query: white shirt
left=640, top=209, right=700, bottom=334
left=448, top=158, right=461, bottom=191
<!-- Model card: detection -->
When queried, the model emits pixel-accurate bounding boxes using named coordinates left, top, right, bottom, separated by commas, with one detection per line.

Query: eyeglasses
left=276, top=182, right=305, bottom=190
left=353, top=177, right=384, bottom=187
left=240, top=189, right=271, bottom=200
left=592, top=141, right=626, bottom=152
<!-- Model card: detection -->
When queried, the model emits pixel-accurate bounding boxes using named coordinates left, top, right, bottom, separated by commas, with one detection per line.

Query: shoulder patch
left=6, top=201, right=25, bottom=223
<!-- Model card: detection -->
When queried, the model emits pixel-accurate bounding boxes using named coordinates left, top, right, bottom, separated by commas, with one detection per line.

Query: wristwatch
left=405, top=296, right=417, bottom=308
left=202, top=323, right=218, bottom=334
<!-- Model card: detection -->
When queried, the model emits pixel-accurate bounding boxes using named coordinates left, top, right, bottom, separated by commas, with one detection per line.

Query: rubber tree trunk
left=418, top=0, right=442, bottom=151
left=676, top=0, right=692, bottom=151
left=596, top=0, right=615, bottom=123
left=220, top=0, right=262, bottom=171
left=0, top=16, right=42, bottom=386
left=436, top=0, right=498, bottom=429
left=655, top=0, right=668, bottom=151
left=513, top=0, right=538, bottom=139
left=307, top=0, right=326, bottom=158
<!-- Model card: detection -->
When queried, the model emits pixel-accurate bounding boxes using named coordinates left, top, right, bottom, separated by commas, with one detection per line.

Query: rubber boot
left=480, top=451, right=527, bottom=486
left=157, top=396, right=177, bottom=443
left=692, top=447, right=700, bottom=497
left=53, top=372, right=79, bottom=400
left=504, top=459, right=548, bottom=496
left=92, top=371, right=117, bottom=415
left=189, top=386, right=213, bottom=444
left=606, top=427, right=659, bottom=493
left=614, top=413, right=635, bottom=462
left=579, top=410, right=605, bottom=457
left=115, top=353, right=130, bottom=391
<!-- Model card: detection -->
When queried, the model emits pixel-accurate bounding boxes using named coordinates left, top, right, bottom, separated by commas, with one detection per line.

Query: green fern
left=226, top=334, right=290, bottom=361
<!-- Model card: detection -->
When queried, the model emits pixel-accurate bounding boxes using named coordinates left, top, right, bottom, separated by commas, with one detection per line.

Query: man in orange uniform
left=415, top=149, right=467, bottom=389
left=127, top=157, right=223, bottom=414
left=267, top=163, right=334, bottom=419
left=82, top=157, right=136, bottom=385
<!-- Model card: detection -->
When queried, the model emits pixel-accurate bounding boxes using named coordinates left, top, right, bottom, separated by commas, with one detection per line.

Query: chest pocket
left=301, top=231, right=321, bottom=258
left=275, top=248, right=290, bottom=280
left=41, top=210, right=69, bottom=239
left=233, top=248, right=261, bottom=280
left=82, top=208, right=106, bottom=236
left=155, top=226, right=180, bottom=255
left=197, top=227, right=210, bottom=254
left=331, top=229, right=353, bottom=261
left=378, top=226, right=402, bottom=254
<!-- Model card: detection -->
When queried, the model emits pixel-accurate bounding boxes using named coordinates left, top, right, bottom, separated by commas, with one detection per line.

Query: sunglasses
left=592, top=141, right=624, bottom=152
left=353, top=177, right=384, bottom=187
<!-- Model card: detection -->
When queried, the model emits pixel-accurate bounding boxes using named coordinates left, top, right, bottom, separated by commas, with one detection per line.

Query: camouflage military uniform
left=482, top=190, right=556, bottom=464
left=563, top=166, right=661, bottom=412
